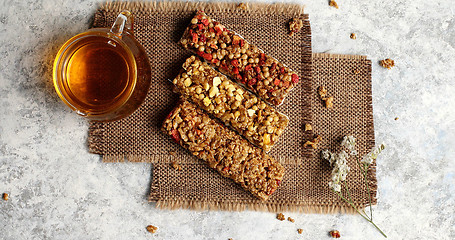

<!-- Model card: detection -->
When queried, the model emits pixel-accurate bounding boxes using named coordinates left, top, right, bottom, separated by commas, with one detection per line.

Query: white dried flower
left=361, top=143, right=386, bottom=166
left=328, top=151, right=350, bottom=191
left=322, top=149, right=334, bottom=163
left=362, top=155, right=373, bottom=165
left=329, top=182, right=341, bottom=192
left=341, top=135, right=357, bottom=155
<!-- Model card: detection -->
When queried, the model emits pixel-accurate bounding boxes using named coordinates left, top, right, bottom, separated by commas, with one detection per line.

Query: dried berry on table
left=303, top=135, right=322, bottom=149
left=350, top=33, right=357, bottom=39
left=289, top=18, right=304, bottom=36
left=237, top=3, right=248, bottom=10
left=287, top=217, right=295, bottom=223
left=380, top=58, right=395, bottom=69
left=304, top=123, right=312, bottom=131
left=171, top=161, right=182, bottom=171
left=297, top=228, right=303, bottom=234
left=146, top=225, right=158, bottom=233
left=329, top=230, right=341, bottom=238
left=277, top=213, right=285, bottom=221
left=329, top=0, right=339, bottom=9
left=2, top=193, right=8, bottom=201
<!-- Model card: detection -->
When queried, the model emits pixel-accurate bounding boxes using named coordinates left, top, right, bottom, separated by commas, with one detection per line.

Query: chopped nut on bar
left=289, top=18, right=304, bottom=36
left=146, top=225, right=158, bottom=233
left=171, top=161, right=182, bottom=171
left=350, top=33, right=357, bottom=39
left=304, top=135, right=322, bottom=149
left=353, top=69, right=360, bottom=74
left=329, top=0, right=339, bottom=9
left=169, top=150, right=177, bottom=156
left=277, top=213, right=285, bottom=221
left=173, top=56, right=289, bottom=152
left=380, top=58, right=395, bottom=69
left=163, top=101, right=285, bottom=201
left=288, top=217, right=295, bottom=223
left=180, top=11, right=299, bottom=106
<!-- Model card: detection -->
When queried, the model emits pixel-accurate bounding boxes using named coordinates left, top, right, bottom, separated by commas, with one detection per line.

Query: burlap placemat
left=148, top=53, right=376, bottom=213
left=88, top=2, right=376, bottom=213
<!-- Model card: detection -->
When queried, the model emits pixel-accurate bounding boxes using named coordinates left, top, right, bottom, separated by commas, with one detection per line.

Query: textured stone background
left=1, top=0, right=454, bottom=239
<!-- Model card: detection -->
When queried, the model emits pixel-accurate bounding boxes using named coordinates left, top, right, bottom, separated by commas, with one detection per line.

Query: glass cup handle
left=110, top=10, right=134, bottom=38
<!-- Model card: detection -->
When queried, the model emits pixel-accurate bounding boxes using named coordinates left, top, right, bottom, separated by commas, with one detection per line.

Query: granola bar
left=162, top=100, right=285, bottom=201
left=180, top=10, right=300, bottom=106
left=172, top=56, right=289, bottom=152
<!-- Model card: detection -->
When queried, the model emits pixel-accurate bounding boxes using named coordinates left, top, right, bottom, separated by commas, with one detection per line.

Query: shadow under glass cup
left=53, top=10, right=151, bottom=121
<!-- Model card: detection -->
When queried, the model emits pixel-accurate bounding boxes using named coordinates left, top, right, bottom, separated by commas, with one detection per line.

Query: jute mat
left=88, top=2, right=376, bottom=213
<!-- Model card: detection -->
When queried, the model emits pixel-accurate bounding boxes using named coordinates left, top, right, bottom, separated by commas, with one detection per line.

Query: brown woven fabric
left=88, top=2, right=376, bottom=213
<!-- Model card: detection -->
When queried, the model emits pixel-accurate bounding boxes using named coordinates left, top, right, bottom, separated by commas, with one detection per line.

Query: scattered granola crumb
left=318, top=86, right=327, bottom=98
left=329, top=0, right=339, bottom=9
left=380, top=58, right=395, bottom=69
left=287, top=217, right=295, bottom=223
left=304, top=135, right=322, bottom=149
left=318, top=86, right=334, bottom=108
left=237, top=3, right=248, bottom=10
left=228, top=238, right=233, bottom=240
left=353, top=69, right=360, bottom=74
left=329, top=230, right=341, bottom=238
left=289, top=18, right=304, bottom=36
left=277, top=213, right=285, bottom=221
left=395, top=117, right=399, bottom=120
left=169, top=150, right=177, bottom=156
left=350, top=33, right=357, bottom=39
left=146, top=225, right=158, bottom=233
left=297, top=228, right=303, bottom=234
left=324, top=96, right=334, bottom=108
left=171, top=161, right=182, bottom=171
left=2, top=193, right=8, bottom=201
left=304, top=123, right=312, bottom=131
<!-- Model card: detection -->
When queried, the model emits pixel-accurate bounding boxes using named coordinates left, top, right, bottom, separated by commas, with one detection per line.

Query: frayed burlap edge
left=312, top=52, right=368, bottom=60
left=151, top=199, right=362, bottom=214
left=88, top=122, right=105, bottom=155
left=100, top=1, right=305, bottom=16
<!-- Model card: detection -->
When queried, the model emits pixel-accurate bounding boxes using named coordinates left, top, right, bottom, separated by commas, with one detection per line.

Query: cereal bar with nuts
left=162, top=100, right=285, bottom=201
left=172, top=56, right=289, bottom=152
left=180, top=10, right=300, bottom=106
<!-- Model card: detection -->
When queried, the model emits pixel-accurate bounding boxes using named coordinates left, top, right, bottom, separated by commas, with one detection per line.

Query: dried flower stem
left=358, top=158, right=374, bottom=221
left=325, top=136, right=387, bottom=238
left=333, top=190, right=387, bottom=238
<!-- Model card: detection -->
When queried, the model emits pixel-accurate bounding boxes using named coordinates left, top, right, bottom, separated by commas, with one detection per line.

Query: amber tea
left=53, top=11, right=151, bottom=121
left=63, top=35, right=134, bottom=110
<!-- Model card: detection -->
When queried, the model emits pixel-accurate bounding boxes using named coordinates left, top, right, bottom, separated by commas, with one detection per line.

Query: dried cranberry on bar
left=180, top=10, right=299, bottom=106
